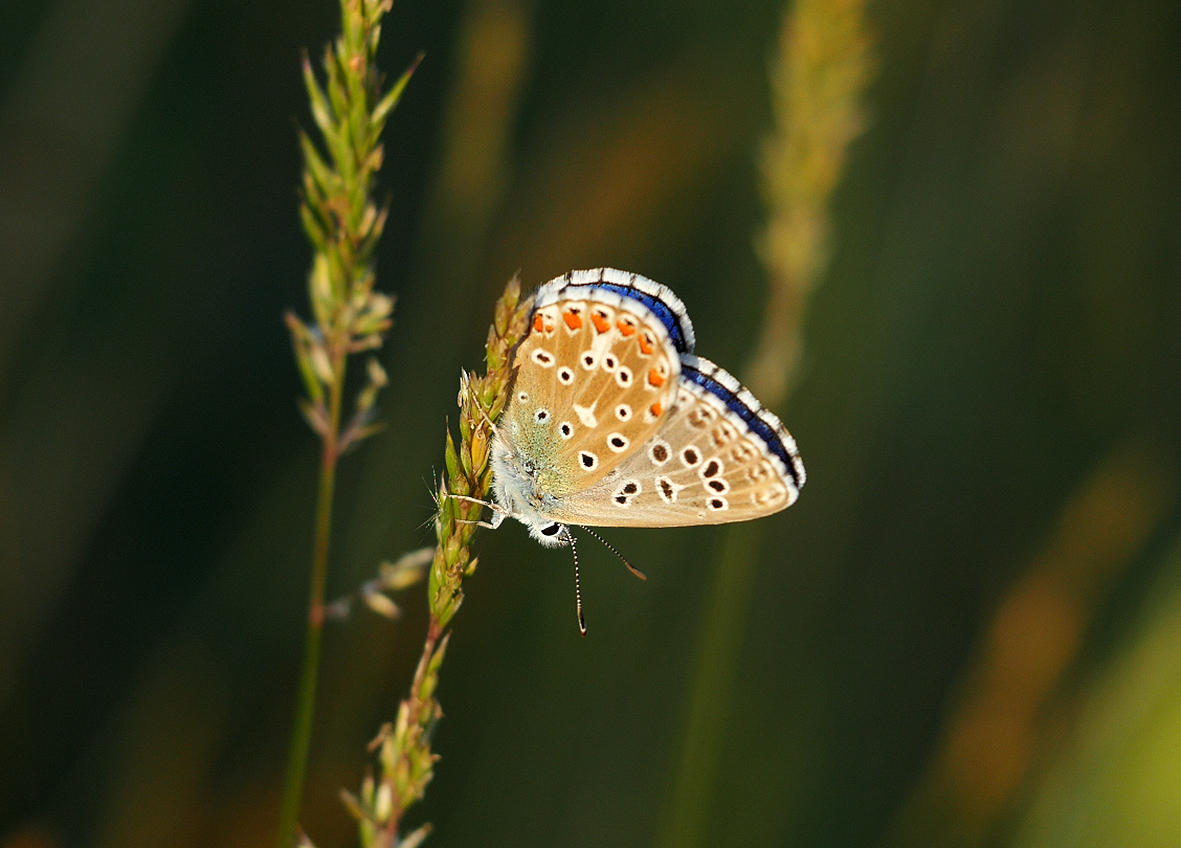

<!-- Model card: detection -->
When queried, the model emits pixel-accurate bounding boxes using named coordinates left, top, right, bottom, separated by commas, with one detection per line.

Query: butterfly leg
left=444, top=493, right=509, bottom=530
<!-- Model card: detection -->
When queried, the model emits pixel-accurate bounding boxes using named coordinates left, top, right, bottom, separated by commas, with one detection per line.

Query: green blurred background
left=2, top=0, right=1180, bottom=846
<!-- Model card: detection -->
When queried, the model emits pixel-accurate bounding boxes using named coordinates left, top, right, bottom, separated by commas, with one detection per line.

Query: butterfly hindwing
left=549, top=356, right=803, bottom=527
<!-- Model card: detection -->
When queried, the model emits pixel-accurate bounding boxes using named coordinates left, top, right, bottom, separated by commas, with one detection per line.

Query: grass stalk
left=276, top=386, right=341, bottom=848
left=341, top=277, right=532, bottom=848
left=278, top=0, right=418, bottom=844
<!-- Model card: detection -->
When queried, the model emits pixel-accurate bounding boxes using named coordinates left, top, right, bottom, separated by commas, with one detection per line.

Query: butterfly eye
left=541, top=523, right=562, bottom=537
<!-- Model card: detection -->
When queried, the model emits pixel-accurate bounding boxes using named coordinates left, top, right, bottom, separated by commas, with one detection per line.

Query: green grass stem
left=277, top=365, right=343, bottom=848
left=278, top=0, right=415, bottom=844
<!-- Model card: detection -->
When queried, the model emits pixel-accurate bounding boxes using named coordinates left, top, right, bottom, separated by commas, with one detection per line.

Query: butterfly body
left=490, top=269, right=804, bottom=546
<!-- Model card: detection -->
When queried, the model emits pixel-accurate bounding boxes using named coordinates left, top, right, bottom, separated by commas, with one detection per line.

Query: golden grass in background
left=657, top=2, right=872, bottom=846
left=889, top=434, right=1178, bottom=847
left=1012, top=533, right=1181, bottom=848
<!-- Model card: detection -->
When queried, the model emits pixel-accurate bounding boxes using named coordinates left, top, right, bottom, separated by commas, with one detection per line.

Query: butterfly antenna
left=577, top=525, right=647, bottom=581
left=565, top=527, right=587, bottom=636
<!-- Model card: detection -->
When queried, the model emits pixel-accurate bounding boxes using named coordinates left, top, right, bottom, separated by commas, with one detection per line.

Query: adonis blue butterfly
left=470, top=268, right=805, bottom=631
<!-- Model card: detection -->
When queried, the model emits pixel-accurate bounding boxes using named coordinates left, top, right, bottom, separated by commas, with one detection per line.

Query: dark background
left=2, top=0, right=1180, bottom=847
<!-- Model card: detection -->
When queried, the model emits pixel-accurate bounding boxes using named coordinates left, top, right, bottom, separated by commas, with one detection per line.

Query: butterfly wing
left=502, top=285, right=683, bottom=495
left=497, top=269, right=804, bottom=532
left=536, top=268, right=697, bottom=353
left=544, top=355, right=805, bottom=527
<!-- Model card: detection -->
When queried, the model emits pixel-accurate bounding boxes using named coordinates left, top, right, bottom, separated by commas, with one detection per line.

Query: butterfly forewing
left=506, top=292, right=681, bottom=493
left=538, top=268, right=697, bottom=354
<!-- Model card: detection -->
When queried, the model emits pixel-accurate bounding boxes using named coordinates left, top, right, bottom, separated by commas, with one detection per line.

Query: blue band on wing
left=681, top=365, right=800, bottom=487
left=585, top=283, right=692, bottom=353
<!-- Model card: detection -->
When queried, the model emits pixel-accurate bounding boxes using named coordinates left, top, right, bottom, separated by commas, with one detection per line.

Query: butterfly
left=472, top=268, right=805, bottom=631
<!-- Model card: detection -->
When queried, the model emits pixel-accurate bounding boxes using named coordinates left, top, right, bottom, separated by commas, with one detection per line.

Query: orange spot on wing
left=648, top=368, right=665, bottom=387
left=563, top=310, right=583, bottom=330
left=592, top=313, right=610, bottom=333
left=650, top=402, right=663, bottom=417
left=638, top=334, right=654, bottom=355
left=533, top=313, right=544, bottom=333
left=617, top=319, right=636, bottom=336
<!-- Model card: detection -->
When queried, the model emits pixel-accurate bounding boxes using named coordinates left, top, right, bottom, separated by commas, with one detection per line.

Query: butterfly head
left=490, top=416, right=578, bottom=547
